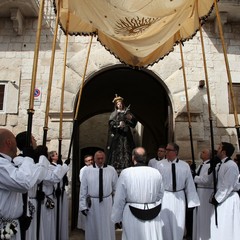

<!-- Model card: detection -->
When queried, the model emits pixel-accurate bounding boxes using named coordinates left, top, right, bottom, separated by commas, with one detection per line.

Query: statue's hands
left=125, top=113, right=132, bottom=120
left=119, top=121, right=125, bottom=128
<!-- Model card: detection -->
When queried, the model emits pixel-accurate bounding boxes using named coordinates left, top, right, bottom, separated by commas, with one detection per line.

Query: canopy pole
left=214, top=0, right=240, bottom=149
left=36, top=2, right=61, bottom=240
left=179, top=43, right=195, bottom=168
left=56, top=10, right=70, bottom=240
left=23, top=1, right=45, bottom=240
left=27, top=0, right=45, bottom=142
left=42, top=0, right=61, bottom=146
left=67, top=35, right=93, bottom=160
left=69, top=35, right=93, bottom=230
left=199, top=21, right=218, bottom=226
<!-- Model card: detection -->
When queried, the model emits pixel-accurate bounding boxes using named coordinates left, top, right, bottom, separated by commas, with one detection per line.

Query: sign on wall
left=34, top=87, right=42, bottom=106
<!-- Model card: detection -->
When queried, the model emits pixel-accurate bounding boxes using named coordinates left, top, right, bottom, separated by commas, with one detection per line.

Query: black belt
left=129, top=203, right=161, bottom=221
left=165, top=189, right=184, bottom=192
left=197, top=186, right=213, bottom=189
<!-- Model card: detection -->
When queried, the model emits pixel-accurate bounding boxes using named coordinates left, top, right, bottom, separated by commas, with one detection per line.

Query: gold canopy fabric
left=54, top=0, right=215, bottom=67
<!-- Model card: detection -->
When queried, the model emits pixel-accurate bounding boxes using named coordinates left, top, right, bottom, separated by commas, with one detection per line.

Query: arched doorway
left=71, top=64, right=173, bottom=228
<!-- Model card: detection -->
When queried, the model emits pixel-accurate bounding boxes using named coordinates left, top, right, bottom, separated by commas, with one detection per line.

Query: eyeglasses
left=165, top=148, right=175, bottom=152
left=158, top=150, right=166, bottom=152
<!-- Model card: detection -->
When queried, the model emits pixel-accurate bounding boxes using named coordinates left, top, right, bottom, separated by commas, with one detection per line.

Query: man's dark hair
left=84, top=154, right=93, bottom=160
left=168, top=142, right=179, bottom=154
left=221, top=142, right=235, bottom=157
left=132, top=147, right=147, bottom=164
left=158, top=144, right=166, bottom=149
left=16, top=131, right=27, bottom=151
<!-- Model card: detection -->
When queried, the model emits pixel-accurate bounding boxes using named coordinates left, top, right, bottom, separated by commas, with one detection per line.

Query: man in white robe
left=77, top=154, right=93, bottom=230
left=80, top=150, right=118, bottom=240
left=111, top=147, right=164, bottom=240
left=14, top=154, right=51, bottom=240
left=156, top=142, right=200, bottom=240
left=193, top=148, right=213, bottom=240
left=0, top=128, right=49, bottom=240
left=39, top=155, right=69, bottom=240
left=15, top=131, right=50, bottom=240
left=208, top=142, right=240, bottom=240
left=48, top=150, right=70, bottom=240
left=148, top=145, right=166, bottom=168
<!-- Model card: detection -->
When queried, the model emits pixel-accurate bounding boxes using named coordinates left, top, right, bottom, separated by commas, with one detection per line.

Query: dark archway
left=71, top=64, right=173, bottom=228
left=77, top=64, right=173, bottom=153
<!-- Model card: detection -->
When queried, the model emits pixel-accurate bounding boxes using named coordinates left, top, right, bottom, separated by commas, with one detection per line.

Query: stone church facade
left=1, top=0, right=240, bottom=226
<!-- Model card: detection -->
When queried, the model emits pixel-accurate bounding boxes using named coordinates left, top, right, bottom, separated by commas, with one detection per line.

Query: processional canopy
left=54, top=0, right=215, bottom=67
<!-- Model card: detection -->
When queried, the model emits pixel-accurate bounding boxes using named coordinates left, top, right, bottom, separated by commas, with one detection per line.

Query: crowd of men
left=0, top=128, right=70, bottom=240
left=78, top=142, right=240, bottom=240
left=1, top=126, right=240, bottom=240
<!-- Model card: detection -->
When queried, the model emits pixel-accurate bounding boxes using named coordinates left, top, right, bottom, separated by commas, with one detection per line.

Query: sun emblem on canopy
left=114, top=16, right=160, bottom=35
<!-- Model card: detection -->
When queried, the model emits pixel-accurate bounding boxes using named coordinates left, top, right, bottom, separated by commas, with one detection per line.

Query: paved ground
left=69, top=228, right=122, bottom=240
left=69, top=228, right=190, bottom=240
left=69, top=229, right=192, bottom=240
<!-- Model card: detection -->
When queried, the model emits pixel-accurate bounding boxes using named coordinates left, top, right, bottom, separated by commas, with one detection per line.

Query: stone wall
left=0, top=12, right=240, bottom=162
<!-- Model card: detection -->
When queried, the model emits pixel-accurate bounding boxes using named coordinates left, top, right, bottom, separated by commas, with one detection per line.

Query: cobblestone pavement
left=69, top=228, right=189, bottom=240
left=69, top=229, right=122, bottom=240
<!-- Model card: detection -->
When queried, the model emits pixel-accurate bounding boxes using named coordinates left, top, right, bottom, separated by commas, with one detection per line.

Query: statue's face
left=116, top=101, right=123, bottom=110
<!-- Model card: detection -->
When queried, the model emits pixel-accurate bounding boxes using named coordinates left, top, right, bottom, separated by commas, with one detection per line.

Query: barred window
left=0, top=84, right=5, bottom=111
left=228, top=83, right=240, bottom=114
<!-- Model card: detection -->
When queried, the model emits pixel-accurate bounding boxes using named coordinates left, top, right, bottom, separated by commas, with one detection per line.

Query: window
left=228, top=83, right=240, bottom=114
left=0, top=84, right=5, bottom=111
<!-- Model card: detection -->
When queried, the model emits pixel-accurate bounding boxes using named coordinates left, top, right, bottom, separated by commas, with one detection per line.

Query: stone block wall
left=0, top=12, right=240, bottom=163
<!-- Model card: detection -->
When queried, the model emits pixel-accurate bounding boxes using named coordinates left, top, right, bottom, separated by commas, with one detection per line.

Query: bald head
left=0, top=128, right=17, bottom=158
left=132, top=147, right=147, bottom=165
left=94, top=150, right=106, bottom=168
